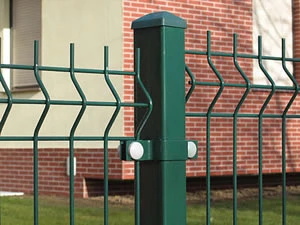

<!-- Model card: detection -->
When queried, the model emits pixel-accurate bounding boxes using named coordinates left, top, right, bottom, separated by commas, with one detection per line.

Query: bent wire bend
left=206, top=30, right=225, bottom=225
left=102, top=46, right=122, bottom=225
left=134, top=48, right=153, bottom=140
left=232, top=33, right=252, bottom=225
left=185, top=65, right=196, bottom=103
left=281, top=38, right=299, bottom=225
left=257, top=36, right=276, bottom=225
left=0, top=65, right=13, bottom=134
left=68, top=43, right=87, bottom=225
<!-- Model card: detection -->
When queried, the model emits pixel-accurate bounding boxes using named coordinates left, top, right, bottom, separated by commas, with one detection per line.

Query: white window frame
left=1, top=0, right=41, bottom=92
left=253, top=0, right=293, bottom=86
left=1, top=28, right=11, bottom=90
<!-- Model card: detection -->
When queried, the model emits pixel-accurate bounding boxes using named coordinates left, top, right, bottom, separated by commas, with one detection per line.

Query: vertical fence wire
left=0, top=66, right=9, bottom=225
left=232, top=34, right=251, bottom=225
left=281, top=38, right=299, bottom=225
left=33, top=40, right=51, bottom=225
left=103, top=46, right=122, bottom=225
left=0, top=66, right=10, bottom=222
left=69, top=43, right=76, bottom=225
left=206, top=31, right=225, bottom=225
left=257, top=36, right=276, bottom=225
left=134, top=48, right=152, bottom=225
left=69, top=43, right=87, bottom=225
left=133, top=46, right=155, bottom=225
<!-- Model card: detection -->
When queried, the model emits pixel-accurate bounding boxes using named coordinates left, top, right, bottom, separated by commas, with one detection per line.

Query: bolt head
left=128, top=142, right=144, bottom=160
left=188, top=141, right=197, bottom=158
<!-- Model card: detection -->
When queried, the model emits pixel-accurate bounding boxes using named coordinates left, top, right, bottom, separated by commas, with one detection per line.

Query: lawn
left=187, top=196, right=300, bottom=225
left=0, top=193, right=299, bottom=225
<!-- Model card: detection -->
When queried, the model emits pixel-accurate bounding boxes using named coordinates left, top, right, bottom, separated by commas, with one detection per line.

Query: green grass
left=0, top=194, right=299, bottom=225
left=187, top=195, right=300, bottom=225
left=0, top=196, right=134, bottom=225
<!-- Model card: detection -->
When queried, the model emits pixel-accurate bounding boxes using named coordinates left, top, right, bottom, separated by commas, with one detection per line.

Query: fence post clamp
left=119, top=140, right=198, bottom=161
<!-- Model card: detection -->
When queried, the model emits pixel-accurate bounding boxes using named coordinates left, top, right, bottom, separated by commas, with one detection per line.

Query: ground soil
left=94, top=185, right=300, bottom=206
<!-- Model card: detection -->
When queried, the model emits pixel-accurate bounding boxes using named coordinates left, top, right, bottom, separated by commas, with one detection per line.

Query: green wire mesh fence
left=0, top=41, right=152, bottom=225
left=1, top=14, right=300, bottom=225
left=185, top=31, right=300, bottom=225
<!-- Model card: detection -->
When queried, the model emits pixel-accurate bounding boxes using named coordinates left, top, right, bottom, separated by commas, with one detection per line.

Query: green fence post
left=132, top=12, right=187, bottom=225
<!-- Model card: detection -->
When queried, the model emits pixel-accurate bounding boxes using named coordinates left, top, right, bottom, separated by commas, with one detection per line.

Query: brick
left=0, top=148, right=123, bottom=197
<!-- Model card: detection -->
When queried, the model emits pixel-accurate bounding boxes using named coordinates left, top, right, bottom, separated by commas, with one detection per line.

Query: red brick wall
left=123, top=0, right=300, bottom=179
left=0, top=148, right=121, bottom=197
left=123, top=0, right=253, bottom=137
left=186, top=92, right=300, bottom=177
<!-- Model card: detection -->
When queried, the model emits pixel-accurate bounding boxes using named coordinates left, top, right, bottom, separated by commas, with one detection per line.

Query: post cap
left=132, top=11, right=187, bottom=29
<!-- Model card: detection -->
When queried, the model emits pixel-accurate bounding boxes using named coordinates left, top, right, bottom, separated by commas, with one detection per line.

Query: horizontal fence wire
left=185, top=31, right=300, bottom=225
left=0, top=41, right=152, bottom=225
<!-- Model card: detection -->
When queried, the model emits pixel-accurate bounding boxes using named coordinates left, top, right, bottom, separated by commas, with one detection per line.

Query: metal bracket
left=119, top=140, right=198, bottom=161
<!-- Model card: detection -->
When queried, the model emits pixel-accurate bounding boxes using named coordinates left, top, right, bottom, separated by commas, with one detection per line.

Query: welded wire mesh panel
left=185, top=31, right=300, bottom=225
left=0, top=41, right=151, bottom=225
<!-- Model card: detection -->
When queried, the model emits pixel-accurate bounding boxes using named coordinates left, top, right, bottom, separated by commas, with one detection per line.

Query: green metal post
left=132, top=12, right=187, bottom=225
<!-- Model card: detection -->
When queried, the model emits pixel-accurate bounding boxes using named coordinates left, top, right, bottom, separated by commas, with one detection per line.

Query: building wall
left=0, top=0, right=125, bottom=197
left=0, top=147, right=121, bottom=197
left=122, top=0, right=300, bottom=180
left=1, top=0, right=300, bottom=197
left=0, top=0, right=124, bottom=149
left=122, top=0, right=253, bottom=179
left=123, top=0, right=253, bottom=138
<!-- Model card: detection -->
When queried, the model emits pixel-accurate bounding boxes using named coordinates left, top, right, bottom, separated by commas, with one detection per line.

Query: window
left=0, top=0, right=11, bottom=90
left=253, top=0, right=293, bottom=86
left=10, top=0, right=41, bottom=91
left=0, top=28, right=11, bottom=90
